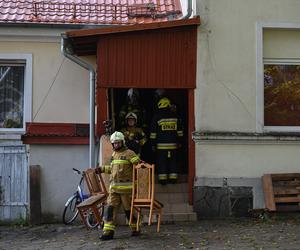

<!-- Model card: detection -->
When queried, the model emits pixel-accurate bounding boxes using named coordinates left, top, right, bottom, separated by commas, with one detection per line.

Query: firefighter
left=121, top=112, right=147, bottom=156
left=150, top=97, right=183, bottom=185
left=96, top=131, right=140, bottom=241
left=118, top=88, right=146, bottom=129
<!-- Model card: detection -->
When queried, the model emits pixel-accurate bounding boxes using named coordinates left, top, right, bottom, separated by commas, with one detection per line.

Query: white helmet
left=110, top=131, right=125, bottom=144
left=125, top=112, right=137, bottom=121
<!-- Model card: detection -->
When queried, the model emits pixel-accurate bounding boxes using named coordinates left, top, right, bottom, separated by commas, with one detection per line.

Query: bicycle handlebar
left=72, top=168, right=81, bottom=175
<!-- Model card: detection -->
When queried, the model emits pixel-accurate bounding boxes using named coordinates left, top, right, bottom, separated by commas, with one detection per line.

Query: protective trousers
left=102, top=191, right=138, bottom=234
left=156, top=149, right=178, bottom=182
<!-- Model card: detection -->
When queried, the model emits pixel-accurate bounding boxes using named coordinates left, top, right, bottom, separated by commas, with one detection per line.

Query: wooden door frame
left=97, top=87, right=195, bottom=205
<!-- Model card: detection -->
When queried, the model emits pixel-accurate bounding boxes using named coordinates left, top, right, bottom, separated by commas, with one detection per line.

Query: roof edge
left=65, top=16, right=200, bottom=38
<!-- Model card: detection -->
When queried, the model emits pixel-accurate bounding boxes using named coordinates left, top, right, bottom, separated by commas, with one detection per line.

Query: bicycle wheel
left=62, top=194, right=81, bottom=225
left=86, top=203, right=105, bottom=229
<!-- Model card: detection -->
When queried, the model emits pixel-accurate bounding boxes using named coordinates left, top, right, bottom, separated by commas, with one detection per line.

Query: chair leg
left=137, top=208, right=141, bottom=232
left=157, top=210, right=161, bottom=233
left=92, top=205, right=102, bottom=225
left=129, top=205, right=134, bottom=226
left=149, top=205, right=153, bottom=225
left=78, top=207, right=89, bottom=230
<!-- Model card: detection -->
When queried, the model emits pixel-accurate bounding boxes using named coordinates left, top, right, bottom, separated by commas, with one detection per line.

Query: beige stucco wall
left=196, top=0, right=300, bottom=132
left=195, top=0, right=300, bottom=181
left=0, top=31, right=95, bottom=123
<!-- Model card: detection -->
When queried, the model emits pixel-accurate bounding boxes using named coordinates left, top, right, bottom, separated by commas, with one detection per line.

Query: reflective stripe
left=130, top=223, right=137, bottom=229
left=159, top=174, right=168, bottom=180
left=110, top=185, right=133, bottom=190
left=150, top=133, right=156, bottom=139
left=103, top=165, right=111, bottom=174
left=157, top=118, right=178, bottom=124
left=177, top=131, right=183, bottom=136
left=104, top=223, right=115, bottom=231
left=157, top=143, right=177, bottom=149
left=130, top=156, right=140, bottom=164
left=110, top=181, right=132, bottom=186
left=111, top=159, right=130, bottom=164
left=169, top=173, right=178, bottom=179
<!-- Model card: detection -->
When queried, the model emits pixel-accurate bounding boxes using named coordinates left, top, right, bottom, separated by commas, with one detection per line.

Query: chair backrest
left=84, top=168, right=108, bottom=196
left=132, top=162, right=155, bottom=202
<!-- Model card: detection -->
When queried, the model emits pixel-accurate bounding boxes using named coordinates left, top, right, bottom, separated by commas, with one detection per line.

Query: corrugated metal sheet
left=0, top=0, right=181, bottom=24
left=0, top=145, right=28, bottom=221
left=97, top=25, right=197, bottom=88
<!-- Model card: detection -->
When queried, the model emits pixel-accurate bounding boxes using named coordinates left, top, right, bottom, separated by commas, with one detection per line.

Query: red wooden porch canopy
left=66, top=17, right=200, bottom=89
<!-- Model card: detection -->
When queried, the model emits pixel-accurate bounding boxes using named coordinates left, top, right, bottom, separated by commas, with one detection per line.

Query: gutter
left=181, top=0, right=193, bottom=19
left=61, top=34, right=96, bottom=168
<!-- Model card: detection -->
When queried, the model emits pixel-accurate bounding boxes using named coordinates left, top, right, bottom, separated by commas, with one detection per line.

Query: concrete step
left=155, top=192, right=189, bottom=204
left=161, top=203, right=194, bottom=213
left=155, top=183, right=188, bottom=193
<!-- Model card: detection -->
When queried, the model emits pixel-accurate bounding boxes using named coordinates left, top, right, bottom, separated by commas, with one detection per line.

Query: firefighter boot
left=100, top=230, right=114, bottom=241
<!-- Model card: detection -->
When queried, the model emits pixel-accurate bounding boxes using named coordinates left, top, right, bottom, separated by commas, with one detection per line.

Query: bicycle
left=62, top=168, right=104, bottom=228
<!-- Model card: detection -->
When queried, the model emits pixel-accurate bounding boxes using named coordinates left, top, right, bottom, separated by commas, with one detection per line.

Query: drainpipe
left=61, top=34, right=96, bottom=168
left=181, top=0, right=193, bottom=19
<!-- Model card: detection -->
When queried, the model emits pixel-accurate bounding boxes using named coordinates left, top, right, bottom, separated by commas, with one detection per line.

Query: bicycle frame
left=77, top=176, right=89, bottom=201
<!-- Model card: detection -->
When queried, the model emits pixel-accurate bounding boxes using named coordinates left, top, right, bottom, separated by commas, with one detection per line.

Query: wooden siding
left=97, top=25, right=198, bottom=89
left=0, top=145, right=28, bottom=221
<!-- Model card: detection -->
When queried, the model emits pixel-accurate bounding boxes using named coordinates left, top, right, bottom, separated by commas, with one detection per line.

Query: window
left=0, top=54, right=32, bottom=133
left=264, top=61, right=300, bottom=127
left=257, top=24, right=300, bottom=132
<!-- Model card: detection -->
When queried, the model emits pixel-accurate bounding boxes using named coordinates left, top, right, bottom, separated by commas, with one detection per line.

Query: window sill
left=192, top=131, right=300, bottom=145
left=0, top=134, right=22, bottom=140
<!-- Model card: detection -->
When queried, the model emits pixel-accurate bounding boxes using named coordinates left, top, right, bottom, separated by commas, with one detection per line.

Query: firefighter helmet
left=127, top=88, right=140, bottom=105
left=110, top=131, right=125, bottom=144
left=125, top=112, right=137, bottom=121
left=157, top=97, right=171, bottom=109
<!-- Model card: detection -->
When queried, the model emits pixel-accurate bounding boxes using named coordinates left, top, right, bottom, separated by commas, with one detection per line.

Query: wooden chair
left=77, top=168, right=108, bottom=229
left=129, top=162, right=163, bottom=232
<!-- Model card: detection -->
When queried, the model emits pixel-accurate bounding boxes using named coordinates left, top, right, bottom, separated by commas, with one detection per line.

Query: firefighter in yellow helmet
left=96, top=131, right=140, bottom=240
left=121, top=112, right=147, bottom=156
left=150, top=97, right=184, bottom=185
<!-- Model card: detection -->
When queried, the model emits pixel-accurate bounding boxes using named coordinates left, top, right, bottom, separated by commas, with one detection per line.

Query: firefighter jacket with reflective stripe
left=101, top=147, right=140, bottom=193
left=121, top=126, right=147, bottom=154
left=150, top=108, right=183, bottom=149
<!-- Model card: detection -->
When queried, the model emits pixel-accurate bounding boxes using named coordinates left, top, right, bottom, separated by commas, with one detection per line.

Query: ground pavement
left=1, top=217, right=300, bottom=249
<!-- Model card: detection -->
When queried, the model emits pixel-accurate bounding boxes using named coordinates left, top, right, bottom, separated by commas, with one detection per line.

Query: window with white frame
left=0, top=55, right=32, bottom=132
left=264, top=60, right=300, bottom=127
left=259, top=27, right=300, bottom=131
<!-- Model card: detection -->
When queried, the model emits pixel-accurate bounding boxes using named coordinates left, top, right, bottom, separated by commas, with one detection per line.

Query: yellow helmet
left=110, top=131, right=125, bottom=144
left=157, top=97, right=171, bottom=109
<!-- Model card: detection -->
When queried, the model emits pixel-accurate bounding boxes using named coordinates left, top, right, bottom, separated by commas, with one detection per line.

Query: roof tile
left=0, top=0, right=182, bottom=25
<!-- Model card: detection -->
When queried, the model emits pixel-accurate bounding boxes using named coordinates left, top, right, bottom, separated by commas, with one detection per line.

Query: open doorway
left=108, top=88, right=189, bottom=176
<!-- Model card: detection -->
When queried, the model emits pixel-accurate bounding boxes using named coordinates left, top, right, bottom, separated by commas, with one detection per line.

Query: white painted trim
left=256, top=22, right=300, bottom=133
left=0, top=53, right=32, bottom=134
left=256, top=22, right=264, bottom=133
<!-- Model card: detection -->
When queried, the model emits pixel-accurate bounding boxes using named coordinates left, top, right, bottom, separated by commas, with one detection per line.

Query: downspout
left=61, top=34, right=96, bottom=168
left=181, top=0, right=193, bottom=19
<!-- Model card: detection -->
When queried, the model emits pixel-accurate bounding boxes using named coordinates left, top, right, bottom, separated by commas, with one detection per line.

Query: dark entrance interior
left=108, top=88, right=189, bottom=175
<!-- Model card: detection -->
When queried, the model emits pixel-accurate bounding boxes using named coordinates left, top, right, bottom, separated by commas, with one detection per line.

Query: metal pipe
left=181, top=0, right=193, bottom=19
left=61, top=35, right=96, bottom=168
